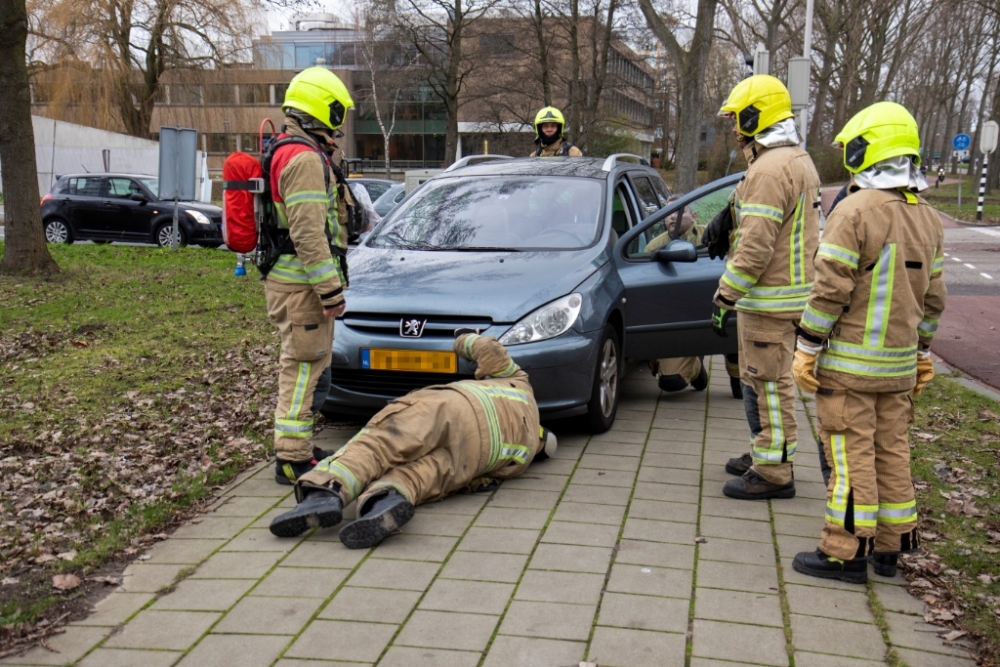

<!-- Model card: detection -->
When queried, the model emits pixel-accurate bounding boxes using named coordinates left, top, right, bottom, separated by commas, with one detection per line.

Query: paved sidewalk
left=1, top=359, right=978, bottom=667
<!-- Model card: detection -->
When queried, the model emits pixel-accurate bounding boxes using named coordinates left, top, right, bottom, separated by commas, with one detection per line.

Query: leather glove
left=913, top=351, right=934, bottom=396
left=711, top=305, right=732, bottom=337
left=792, top=340, right=822, bottom=393
left=703, top=204, right=734, bottom=260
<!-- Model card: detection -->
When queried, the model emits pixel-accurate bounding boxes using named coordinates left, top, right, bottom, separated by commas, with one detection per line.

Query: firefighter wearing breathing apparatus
left=791, top=102, right=946, bottom=583
left=530, top=107, right=583, bottom=157
left=266, top=67, right=355, bottom=485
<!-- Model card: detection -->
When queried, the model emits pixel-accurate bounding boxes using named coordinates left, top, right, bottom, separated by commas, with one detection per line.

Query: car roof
left=436, top=157, right=638, bottom=180
left=58, top=173, right=157, bottom=179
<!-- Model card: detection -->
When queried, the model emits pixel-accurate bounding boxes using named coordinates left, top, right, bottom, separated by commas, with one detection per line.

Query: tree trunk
left=0, top=0, right=59, bottom=276
left=567, top=0, right=582, bottom=141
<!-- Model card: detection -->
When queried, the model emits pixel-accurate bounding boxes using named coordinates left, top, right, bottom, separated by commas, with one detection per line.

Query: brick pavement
left=1, top=359, right=978, bottom=667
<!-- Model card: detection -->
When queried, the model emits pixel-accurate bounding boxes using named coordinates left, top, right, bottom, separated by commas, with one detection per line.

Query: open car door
left=614, top=173, right=743, bottom=360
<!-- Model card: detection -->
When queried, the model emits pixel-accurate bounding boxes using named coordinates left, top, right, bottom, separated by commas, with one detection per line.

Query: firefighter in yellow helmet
left=791, top=102, right=946, bottom=583
left=266, top=67, right=355, bottom=485
left=711, top=74, right=821, bottom=500
left=530, top=106, right=583, bottom=157
left=269, top=333, right=557, bottom=549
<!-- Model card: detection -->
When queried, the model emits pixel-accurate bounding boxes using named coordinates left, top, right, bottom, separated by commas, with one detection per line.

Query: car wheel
left=155, top=223, right=187, bottom=247
left=584, top=324, right=621, bottom=434
left=43, top=218, right=73, bottom=244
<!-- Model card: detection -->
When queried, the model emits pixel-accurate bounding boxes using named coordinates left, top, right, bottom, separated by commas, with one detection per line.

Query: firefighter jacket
left=716, top=138, right=821, bottom=320
left=266, top=117, right=345, bottom=309
left=531, top=138, right=583, bottom=157
left=799, top=187, right=947, bottom=393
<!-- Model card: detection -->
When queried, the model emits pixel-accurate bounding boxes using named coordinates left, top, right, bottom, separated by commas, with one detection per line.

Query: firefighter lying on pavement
left=529, top=106, right=584, bottom=157
left=266, top=67, right=355, bottom=486
left=645, top=208, right=708, bottom=393
left=269, top=333, right=557, bottom=549
left=710, top=74, right=821, bottom=501
left=791, top=101, right=946, bottom=584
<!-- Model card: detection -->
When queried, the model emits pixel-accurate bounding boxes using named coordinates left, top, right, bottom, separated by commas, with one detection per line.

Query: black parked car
left=40, top=173, right=224, bottom=247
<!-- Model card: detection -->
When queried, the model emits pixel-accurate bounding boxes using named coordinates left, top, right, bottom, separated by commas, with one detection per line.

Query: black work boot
left=870, top=553, right=898, bottom=578
left=691, top=358, right=709, bottom=391
left=269, top=484, right=344, bottom=538
left=274, top=447, right=334, bottom=485
left=793, top=549, right=868, bottom=584
left=339, top=490, right=415, bottom=550
left=723, top=469, right=795, bottom=500
left=725, top=452, right=753, bottom=476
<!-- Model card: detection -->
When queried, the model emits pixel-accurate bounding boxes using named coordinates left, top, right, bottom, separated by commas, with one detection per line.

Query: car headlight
left=499, top=294, right=583, bottom=345
left=186, top=210, right=211, bottom=225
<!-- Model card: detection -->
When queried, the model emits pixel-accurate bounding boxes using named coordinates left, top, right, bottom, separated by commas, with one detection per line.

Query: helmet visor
left=329, top=100, right=347, bottom=129
left=845, top=136, right=870, bottom=171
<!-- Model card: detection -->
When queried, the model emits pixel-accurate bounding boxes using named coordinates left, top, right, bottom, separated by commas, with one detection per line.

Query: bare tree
left=29, top=0, right=259, bottom=138
left=638, top=0, right=720, bottom=193
left=357, top=5, right=417, bottom=177
left=0, top=0, right=59, bottom=276
left=383, top=0, right=501, bottom=164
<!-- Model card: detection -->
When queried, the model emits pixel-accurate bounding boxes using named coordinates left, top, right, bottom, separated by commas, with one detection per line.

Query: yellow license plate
left=361, top=348, right=457, bottom=374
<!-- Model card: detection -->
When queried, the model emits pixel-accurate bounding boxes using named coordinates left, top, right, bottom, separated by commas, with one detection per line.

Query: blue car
left=326, top=156, right=740, bottom=432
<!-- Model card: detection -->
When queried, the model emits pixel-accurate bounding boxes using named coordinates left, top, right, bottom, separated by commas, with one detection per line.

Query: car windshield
left=369, top=176, right=603, bottom=250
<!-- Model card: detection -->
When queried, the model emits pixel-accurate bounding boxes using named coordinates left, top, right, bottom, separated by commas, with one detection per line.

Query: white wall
left=0, top=116, right=208, bottom=200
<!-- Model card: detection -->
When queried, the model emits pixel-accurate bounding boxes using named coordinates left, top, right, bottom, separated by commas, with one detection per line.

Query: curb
left=932, top=357, right=1000, bottom=404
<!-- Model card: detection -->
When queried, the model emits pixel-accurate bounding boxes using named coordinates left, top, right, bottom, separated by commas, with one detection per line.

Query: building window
left=240, top=134, right=260, bottom=153
left=274, top=84, right=289, bottom=105
left=240, top=84, right=270, bottom=105
left=204, top=84, right=236, bottom=105
left=295, top=43, right=327, bottom=68
left=171, top=85, right=203, bottom=105
left=206, top=133, right=237, bottom=154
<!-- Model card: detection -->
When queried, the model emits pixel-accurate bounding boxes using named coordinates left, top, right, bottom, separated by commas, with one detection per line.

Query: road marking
left=972, top=227, right=1000, bottom=238
left=965, top=263, right=977, bottom=269
left=952, top=257, right=963, bottom=262
left=944, top=252, right=950, bottom=257
left=982, top=273, right=995, bottom=280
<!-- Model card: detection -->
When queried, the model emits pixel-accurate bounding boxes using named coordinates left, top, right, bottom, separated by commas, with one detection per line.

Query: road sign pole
left=977, top=153, right=988, bottom=222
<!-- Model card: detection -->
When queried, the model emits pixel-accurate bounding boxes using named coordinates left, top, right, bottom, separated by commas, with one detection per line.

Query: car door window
left=107, top=178, right=140, bottom=198
left=631, top=176, right=661, bottom=219
left=625, top=182, right=738, bottom=260
left=611, top=184, right=637, bottom=241
left=367, top=182, right=389, bottom=199
left=67, top=177, right=102, bottom=197
left=650, top=178, right=671, bottom=206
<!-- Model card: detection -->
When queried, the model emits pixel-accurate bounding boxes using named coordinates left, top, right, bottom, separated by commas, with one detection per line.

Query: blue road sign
left=953, top=133, right=972, bottom=151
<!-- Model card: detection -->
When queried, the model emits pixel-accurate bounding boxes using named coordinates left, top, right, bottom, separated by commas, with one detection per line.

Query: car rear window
left=64, top=177, right=103, bottom=197
left=370, top=176, right=603, bottom=250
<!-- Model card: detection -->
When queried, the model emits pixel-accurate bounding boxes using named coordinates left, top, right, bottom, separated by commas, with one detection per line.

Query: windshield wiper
left=442, top=246, right=523, bottom=252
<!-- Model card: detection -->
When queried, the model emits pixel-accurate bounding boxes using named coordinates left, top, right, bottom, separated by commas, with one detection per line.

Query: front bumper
left=186, top=221, right=224, bottom=244
left=323, top=322, right=601, bottom=419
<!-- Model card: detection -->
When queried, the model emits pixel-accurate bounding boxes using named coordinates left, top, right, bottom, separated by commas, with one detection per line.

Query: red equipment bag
left=221, top=152, right=264, bottom=253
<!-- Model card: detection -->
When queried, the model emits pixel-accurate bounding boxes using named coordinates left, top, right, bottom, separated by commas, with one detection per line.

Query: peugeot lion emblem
left=400, top=317, right=427, bottom=338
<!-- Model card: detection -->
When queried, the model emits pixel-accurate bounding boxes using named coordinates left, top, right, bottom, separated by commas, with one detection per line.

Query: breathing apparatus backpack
left=222, top=120, right=366, bottom=278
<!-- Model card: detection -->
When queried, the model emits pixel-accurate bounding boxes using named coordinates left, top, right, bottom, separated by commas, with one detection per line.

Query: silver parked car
left=325, top=156, right=740, bottom=432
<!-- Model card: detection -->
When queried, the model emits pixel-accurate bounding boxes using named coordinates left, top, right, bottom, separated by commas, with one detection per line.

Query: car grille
left=329, top=369, right=473, bottom=397
left=342, top=313, right=494, bottom=338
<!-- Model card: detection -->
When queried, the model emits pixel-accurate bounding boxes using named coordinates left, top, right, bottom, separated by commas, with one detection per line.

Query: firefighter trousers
left=266, top=284, right=334, bottom=462
left=815, top=380, right=919, bottom=560
left=298, top=392, right=486, bottom=510
left=737, top=313, right=797, bottom=485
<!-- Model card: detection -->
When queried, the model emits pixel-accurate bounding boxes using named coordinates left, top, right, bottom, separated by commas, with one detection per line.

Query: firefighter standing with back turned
left=791, top=102, right=946, bottom=583
left=530, top=107, right=583, bottom=157
left=266, top=67, right=355, bottom=485
left=711, top=75, right=821, bottom=501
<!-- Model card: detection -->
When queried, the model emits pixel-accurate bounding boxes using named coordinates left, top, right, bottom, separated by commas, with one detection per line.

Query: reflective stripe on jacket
left=717, top=141, right=821, bottom=319
left=801, top=187, right=947, bottom=392
left=266, top=118, right=345, bottom=304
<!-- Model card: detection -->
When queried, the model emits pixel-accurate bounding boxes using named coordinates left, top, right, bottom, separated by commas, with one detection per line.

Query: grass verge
left=907, top=375, right=1000, bottom=663
left=0, top=242, right=277, bottom=650
left=923, top=181, right=1000, bottom=224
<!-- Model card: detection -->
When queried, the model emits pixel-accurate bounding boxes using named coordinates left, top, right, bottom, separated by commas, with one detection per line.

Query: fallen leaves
left=51, top=574, right=80, bottom=591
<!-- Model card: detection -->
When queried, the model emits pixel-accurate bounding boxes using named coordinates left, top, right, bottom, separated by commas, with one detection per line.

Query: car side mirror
left=654, top=239, right=698, bottom=263
left=130, top=192, right=147, bottom=203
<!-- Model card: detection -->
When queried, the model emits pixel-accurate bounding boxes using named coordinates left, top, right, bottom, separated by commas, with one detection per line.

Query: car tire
left=43, top=218, right=73, bottom=244
left=155, top=222, right=187, bottom=248
left=584, top=323, right=621, bottom=434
